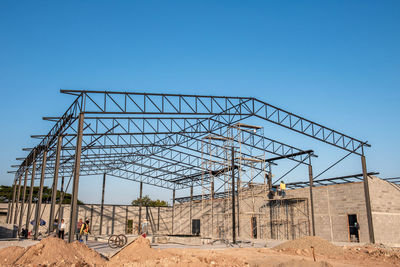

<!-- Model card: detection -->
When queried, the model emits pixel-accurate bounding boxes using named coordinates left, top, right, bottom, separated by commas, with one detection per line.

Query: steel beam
left=18, top=169, right=29, bottom=235
left=68, top=112, right=84, bottom=243
left=34, top=149, right=47, bottom=240
left=190, top=185, right=193, bottom=234
left=99, top=173, right=106, bottom=235
left=49, top=135, right=62, bottom=233
left=361, top=152, right=375, bottom=243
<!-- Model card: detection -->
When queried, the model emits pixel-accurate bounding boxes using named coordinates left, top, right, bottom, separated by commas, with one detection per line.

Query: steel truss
left=8, top=90, right=376, bottom=243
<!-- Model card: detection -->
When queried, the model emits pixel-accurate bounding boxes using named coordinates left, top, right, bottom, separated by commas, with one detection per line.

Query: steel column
left=26, top=158, right=36, bottom=233
left=138, top=181, right=143, bottom=234
left=231, top=147, right=236, bottom=243
left=171, top=189, right=175, bottom=234
left=13, top=174, right=22, bottom=224
left=49, top=135, right=62, bottom=234
left=308, top=158, right=316, bottom=236
left=68, top=112, right=84, bottom=243
left=99, top=173, right=106, bottom=235
left=58, top=176, right=65, bottom=223
left=211, top=181, right=214, bottom=238
left=9, top=180, right=17, bottom=224
left=361, top=151, right=375, bottom=243
left=190, top=185, right=193, bottom=234
left=34, top=149, right=47, bottom=240
left=18, top=169, right=29, bottom=235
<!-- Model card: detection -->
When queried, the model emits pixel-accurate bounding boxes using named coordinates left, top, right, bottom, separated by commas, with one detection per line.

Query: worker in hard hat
left=280, top=181, right=286, bottom=198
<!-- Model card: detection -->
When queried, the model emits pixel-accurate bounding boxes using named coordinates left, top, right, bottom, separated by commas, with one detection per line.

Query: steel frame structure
left=7, top=90, right=376, bottom=243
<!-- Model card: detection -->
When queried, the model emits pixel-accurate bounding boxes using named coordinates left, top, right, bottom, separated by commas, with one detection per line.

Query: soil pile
left=273, top=236, right=344, bottom=258
left=0, top=237, right=107, bottom=267
left=275, top=259, right=333, bottom=267
left=109, top=236, right=246, bottom=266
left=0, top=246, right=25, bottom=266
left=344, top=243, right=400, bottom=265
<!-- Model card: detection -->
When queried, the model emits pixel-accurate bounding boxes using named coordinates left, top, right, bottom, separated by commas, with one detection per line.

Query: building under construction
left=5, top=90, right=400, bottom=246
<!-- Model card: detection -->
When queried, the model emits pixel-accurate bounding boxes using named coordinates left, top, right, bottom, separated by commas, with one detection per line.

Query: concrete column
left=34, top=149, right=47, bottom=240
left=171, top=189, right=175, bottom=234
left=49, top=135, right=62, bottom=233
left=308, top=158, right=316, bottom=236
left=361, top=152, right=375, bottom=243
left=99, top=173, right=106, bottom=235
left=13, top=174, right=23, bottom=224
left=138, top=181, right=143, bottom=234
left=26, top=157, right=36, bottom=233
left=68, top=112, right=84, bottom=243
left=18, top=169, right=29, bottom=235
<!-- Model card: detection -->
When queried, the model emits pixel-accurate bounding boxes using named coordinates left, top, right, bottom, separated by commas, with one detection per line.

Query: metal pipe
left=34, top=149, right=47, bottom=240
left=26, top=156, right=36, bottom=233
left=99, top=173, right=106, bottom=235
left=308, top=158, right=316, bottom=236
left=18, top=169, right=29, bottom=235
left=49, top=135, right=62, bottom=234
left=68, top=112, right=84, bottom=243
left=361, top=151, right=375, bottom=243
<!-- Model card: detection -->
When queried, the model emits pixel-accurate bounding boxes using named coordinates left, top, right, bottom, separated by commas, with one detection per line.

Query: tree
left=131, top=195, right=168, bottom=207
left=0, top=185, right=83, bottom=204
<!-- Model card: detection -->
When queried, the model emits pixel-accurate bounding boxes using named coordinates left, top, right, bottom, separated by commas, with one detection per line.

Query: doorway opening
left=348, top=214, right=359, bottom=242
left=192, top=219, right=200, bottom=235
left=251, top=217, right=257, bottom=238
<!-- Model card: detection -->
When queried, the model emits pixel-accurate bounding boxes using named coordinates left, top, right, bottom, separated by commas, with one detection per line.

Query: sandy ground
left=0, top=235, right=398, bottom=266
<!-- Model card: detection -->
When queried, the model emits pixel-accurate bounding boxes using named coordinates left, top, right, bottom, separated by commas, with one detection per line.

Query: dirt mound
left=344, top=243, right=400, bottom=265
left=275, top=259, right=333, bottom=267
left=0, top=237, right=107, bottom=267
left=109, top=236, right=245, bottom=266
left=273, top=236, right=344, bottom=258
left=0, top=246, right=25, bottom=266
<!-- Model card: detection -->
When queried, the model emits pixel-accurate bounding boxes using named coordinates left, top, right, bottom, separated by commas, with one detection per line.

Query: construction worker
left=280, top=181, right=286, bottom=198
left=76, top=218, right=83, bottom=241
left=80, top=219, right=91, bottom=244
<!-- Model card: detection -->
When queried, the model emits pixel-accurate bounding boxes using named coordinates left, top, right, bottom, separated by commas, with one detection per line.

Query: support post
left=14, top=174, right=22, bottom=224
left=26, top=156, right=36, bottom=233
left=9, top=180, right=17, bottom=224
left=171, top=189, right=175, bottom=234
left=34, top=149, right=47, bottom=240
left=157, top=206, right=160, bottom=231
left=138, top=181, right=143, bottom=234
left=57, top=176, right=65, bottom=223
left=99, top=173, right=106, bottom=235
left=68, top=112, right=84, bottom=243
left=49, top=135, right=62, bottom=234
left=18, top=169, right=29, bottom=235
left=231, top=147, right=236, bottom=244
left=190, top=185, right=193, bottom=234
left=361, top=149, right=375, bottom=243
left=236, top=175, right=240, bottom=238
left=211, top=181, right=214, bottom=238
left=111, top=206, right=115, bottom=235
left=125, top=206, right=128, bottom=234
left=308, top=157, right=316, bottom=236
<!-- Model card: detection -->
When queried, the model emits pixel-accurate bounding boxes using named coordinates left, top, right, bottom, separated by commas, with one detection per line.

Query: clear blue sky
left=0, top=1, right=399, bottom=204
